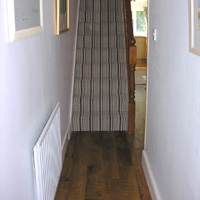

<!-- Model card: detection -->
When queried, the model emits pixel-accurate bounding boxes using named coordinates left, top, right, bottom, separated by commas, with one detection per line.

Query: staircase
left=72, top=0, right=129, bottom=131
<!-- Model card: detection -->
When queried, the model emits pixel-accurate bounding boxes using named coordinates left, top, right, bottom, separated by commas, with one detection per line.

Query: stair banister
left=123, top=0, right=137, bottom=134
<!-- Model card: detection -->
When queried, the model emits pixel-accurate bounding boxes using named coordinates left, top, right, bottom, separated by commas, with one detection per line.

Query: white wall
left=143, top=0, right=200, bottom=199
left=0, top=0, right=79, bottom=199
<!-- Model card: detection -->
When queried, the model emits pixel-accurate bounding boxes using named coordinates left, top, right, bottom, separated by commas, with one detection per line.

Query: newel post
left=128, top=39, right=136, bottom=134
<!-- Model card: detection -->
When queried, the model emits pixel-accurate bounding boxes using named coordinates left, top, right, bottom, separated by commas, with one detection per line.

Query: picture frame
left=56, top=0, right=70, bottom=35
left=190, top=0, right=200, bottom=56
left=6, top=0, right=43, bottom=42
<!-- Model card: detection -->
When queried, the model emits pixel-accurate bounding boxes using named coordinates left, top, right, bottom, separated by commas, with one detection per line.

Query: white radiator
left=33, top=103, right=62, bottom=200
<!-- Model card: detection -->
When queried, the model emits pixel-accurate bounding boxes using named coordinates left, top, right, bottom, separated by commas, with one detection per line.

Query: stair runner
left=72, top=0, right=129, bottom=131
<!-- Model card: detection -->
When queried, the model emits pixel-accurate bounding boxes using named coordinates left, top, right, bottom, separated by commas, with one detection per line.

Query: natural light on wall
left=131, top=0, right=147, bottom=37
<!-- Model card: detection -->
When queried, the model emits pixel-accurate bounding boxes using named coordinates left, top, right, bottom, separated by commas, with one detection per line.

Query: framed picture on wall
left=6, top=0, right=43, bottom=42
left=190, top=0, right=200, bottom=56
left=56, top=0, right=70, bottom=35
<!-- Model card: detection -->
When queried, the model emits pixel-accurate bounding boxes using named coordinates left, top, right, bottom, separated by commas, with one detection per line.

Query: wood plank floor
left=55, top=65, right=151, bottom=200
left=55, top=131, right=151, bottom=200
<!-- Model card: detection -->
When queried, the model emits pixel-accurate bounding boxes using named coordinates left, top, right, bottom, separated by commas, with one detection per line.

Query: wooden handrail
left=123, top=0, right=137, bottom=134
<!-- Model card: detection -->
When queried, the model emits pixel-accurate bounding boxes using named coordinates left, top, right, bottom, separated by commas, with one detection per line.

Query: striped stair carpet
left=72, top=0, right=129, bottom=131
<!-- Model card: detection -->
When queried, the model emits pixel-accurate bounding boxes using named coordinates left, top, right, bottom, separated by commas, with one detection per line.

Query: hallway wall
left=0, top=0, right=79, bottom=199
left=144, top=0, right=200, bottom=199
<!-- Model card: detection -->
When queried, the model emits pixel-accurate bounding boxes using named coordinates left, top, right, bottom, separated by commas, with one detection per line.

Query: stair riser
left=74, top=63, right=127, bottom=78
left=72, top=113, right=128, bottom=131
left=76, top=49, right=126, bottom=64
left=77, top=35, right=125, bottom=49
left=73, top=96, right=128, bottom=112
left=79, top=11, right=124, bottom=23
left=78, top=23, right=125, bottom=35
left=73, top=79, right=128, bottom=96
left=80, top=0, right=123, bottom=12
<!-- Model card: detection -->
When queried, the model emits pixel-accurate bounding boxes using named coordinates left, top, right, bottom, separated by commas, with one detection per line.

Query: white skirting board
left=61, top=0, right=80, bottom=161
left=61, top=123, right=72, bottom=161
left=69, top=0, right=81, bottom=119
left=142, top=151, right=162, bottom=200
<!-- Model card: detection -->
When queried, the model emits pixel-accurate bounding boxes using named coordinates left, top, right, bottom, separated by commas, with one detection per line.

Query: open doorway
left=131, top=0, right=148, bottom=149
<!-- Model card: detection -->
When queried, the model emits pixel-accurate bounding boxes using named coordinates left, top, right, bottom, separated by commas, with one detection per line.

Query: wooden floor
left=55, top=65, right=151, bottom=200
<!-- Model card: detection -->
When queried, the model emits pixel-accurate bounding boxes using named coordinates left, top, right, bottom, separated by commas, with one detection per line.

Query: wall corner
left=142, top=150, right=161, bottom=200
left=61, top=123, right=72, bottom=161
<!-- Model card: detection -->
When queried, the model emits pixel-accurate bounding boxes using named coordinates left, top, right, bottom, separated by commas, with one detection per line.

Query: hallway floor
left=55, top=65, right=151, bottom=200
